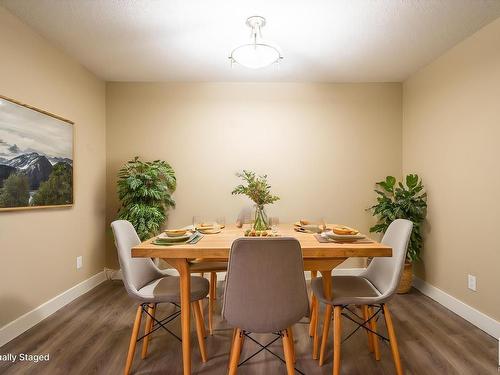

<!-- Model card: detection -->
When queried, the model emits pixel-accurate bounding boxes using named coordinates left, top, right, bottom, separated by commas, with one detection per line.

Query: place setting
left=152, top=216, right=226, bottom=246
left=192, top=216, right=226, bottom=234
left=319, top=224, right=373, bottom=244
left=294, top=219, right=372, bottom=243
left=152, top=229, right=202, bottom=246
left=293, top=219, right=329, bottom=234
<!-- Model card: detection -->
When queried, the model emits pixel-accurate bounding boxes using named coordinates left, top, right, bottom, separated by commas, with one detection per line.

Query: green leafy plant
left=117, top=157, right=176, bottom=240
left=368, top=174, right=427, bottom=262
left=231, top=170, right=279, bottom=230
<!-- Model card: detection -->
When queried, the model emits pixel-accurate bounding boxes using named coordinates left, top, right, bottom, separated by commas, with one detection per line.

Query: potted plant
left=117, top=157, right=176, bottom=241
left=368, top=174, right=427, bottom=293
left=231, top=170, right=279, bottom=231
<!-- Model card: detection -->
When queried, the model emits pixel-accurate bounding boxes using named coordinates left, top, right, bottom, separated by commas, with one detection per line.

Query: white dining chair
left=311, top=219, right=412, bottom=375
left=111, top=220, right=210, bottom=375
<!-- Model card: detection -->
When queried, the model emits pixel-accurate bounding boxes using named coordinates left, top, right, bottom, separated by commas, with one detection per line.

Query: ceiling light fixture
left=229, top=16, right=283, bottom=69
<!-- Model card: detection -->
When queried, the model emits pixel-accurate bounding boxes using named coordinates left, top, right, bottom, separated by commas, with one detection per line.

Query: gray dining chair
left=191, top=206, right=252, bottom=335
left=111, top=220, right=210, bottom=375
left=222, top=237, right=309, bottom=375
left=189, top=260, right=227, bottom=335
left=311, top=219, right=412, bottom=375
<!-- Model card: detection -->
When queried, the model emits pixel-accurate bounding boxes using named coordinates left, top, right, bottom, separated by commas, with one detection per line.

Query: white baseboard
left=0, top=271, right=107, bottom=348
left=413, top=277, right=500, bottom=339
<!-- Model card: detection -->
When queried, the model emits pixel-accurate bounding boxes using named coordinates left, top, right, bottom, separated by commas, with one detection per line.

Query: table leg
left=309, top=270, right=318, bottom=337
left=165, top=258, right=191, bottom=375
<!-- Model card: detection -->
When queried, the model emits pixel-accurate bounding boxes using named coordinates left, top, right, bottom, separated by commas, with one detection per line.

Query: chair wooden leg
left=309, top=296, right=317, bottom=337
left=287, top=327, right=296, bottom=363
left=282, top=328, right=296, bottom=375
left=228, top=328, right=243, bottom=375
left=124, top=305, right=143, bottom=375
left=141, top=303, right=156, bottom=359
left=193, top=301, right=208, bottom=363
left=312, top=298, right=321, bottom=359
left=383, top=304, right=404, bottom=375
left=368, top=306, right=381, bottom=361
left=309, top=270, right=318, bottom=337
left=362, top=305, right=374, bottom=353
left=198, top=300, right=207, bottom=338
left=227, top=329, right=237, bottom=369
left=209, top=272, right=217, bottom=335
left=240, top=332, right=245, bottom=354
left=333, top=306, right=342, bottom=375
left=319, top=304, right=332, bottom=366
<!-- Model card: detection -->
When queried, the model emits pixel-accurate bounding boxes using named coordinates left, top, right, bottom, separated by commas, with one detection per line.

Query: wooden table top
left=132, top=224, right=392, bottom=259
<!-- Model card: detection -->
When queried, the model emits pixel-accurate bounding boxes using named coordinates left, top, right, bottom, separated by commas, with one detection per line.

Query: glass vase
left=253, top=204, right=269, bottom=231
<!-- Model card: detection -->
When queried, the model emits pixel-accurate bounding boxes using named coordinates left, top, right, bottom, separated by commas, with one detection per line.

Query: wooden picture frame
left=0, top=95, right=74, bottom=211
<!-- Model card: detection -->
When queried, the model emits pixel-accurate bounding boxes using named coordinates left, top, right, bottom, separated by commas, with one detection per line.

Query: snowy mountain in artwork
left=7, top=152, right=45, bottom=169
left=48, top=156, right=73, bottom=166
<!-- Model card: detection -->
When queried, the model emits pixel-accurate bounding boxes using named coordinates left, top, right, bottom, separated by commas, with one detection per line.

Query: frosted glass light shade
left=230, top=43, right=281, bottom=69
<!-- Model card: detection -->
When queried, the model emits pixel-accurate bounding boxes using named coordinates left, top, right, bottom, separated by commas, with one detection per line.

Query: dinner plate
left=294, top=222, right=330, bottom=232
left=197, top=228, right=221, bottom=234
left=294, top=225, right=322, bottom=234
left=153, top=232, right=201, bottom=246
left=156, top=233, right=192, bottom=242
left=331, top=225, right=359, bottom=235
left=323, top=231, right=366, bottom=242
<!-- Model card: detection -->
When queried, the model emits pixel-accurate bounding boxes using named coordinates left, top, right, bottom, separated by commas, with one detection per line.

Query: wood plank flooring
left=0, top=280, right=497, bottom=374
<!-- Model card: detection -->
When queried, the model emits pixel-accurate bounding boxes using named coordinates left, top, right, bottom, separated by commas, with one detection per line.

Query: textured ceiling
left=2, top=0, right=500, bottom=82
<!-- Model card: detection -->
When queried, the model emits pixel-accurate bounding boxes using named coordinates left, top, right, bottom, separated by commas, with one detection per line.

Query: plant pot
left=397, top=261, right=413, bottom=294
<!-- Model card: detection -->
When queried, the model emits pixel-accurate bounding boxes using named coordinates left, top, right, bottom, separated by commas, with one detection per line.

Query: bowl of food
left=331, top=225, right=359, bottom=235
left=164, top=229, right=188, bottom=237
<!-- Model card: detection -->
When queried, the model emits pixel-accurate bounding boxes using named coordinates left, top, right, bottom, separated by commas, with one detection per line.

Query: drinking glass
left=216, top=216, right=226, bottom=229
left=269, top=216, right=279, bottom=235
left=320, top=217, right=328, bottom=232
left=192, top=216, right=202, bottom=231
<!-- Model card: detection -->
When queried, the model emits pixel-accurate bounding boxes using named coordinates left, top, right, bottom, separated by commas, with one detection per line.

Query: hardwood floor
left=0, top=280, right=497, bottom=374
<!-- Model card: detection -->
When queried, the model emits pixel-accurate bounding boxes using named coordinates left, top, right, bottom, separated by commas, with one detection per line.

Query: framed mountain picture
left=0, top=95, right=74, bottom=211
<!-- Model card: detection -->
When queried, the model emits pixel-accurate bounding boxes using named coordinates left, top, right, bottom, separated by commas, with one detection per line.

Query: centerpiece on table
left=231, top=170, right=279, bottom=231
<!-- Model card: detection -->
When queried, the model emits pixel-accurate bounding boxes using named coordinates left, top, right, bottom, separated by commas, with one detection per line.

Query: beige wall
left=106, top=82, right=402, bottom=268
left=0, top=7, right=106, bottom=325
left=403, top=18, right=500, bottom=320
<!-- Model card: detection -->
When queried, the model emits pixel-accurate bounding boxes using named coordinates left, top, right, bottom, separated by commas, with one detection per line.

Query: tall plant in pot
left=117, top=157, right=176, bottom=240
left=368, top=174, right=427, bottom=293
left=231, top=170, right=280, bottom=231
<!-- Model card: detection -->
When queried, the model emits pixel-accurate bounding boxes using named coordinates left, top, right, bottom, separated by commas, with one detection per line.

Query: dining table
left=131, top=223, right=392, bottom=375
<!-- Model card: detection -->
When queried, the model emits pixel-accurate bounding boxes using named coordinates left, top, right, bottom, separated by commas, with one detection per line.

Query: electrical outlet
left=76, top=256, right=83, bottom=270
left=467, top=274, right=476, bottom=291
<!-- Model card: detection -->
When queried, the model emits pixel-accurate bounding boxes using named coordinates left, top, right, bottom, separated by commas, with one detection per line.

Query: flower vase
left=253, top=205, right=269, bottom=231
